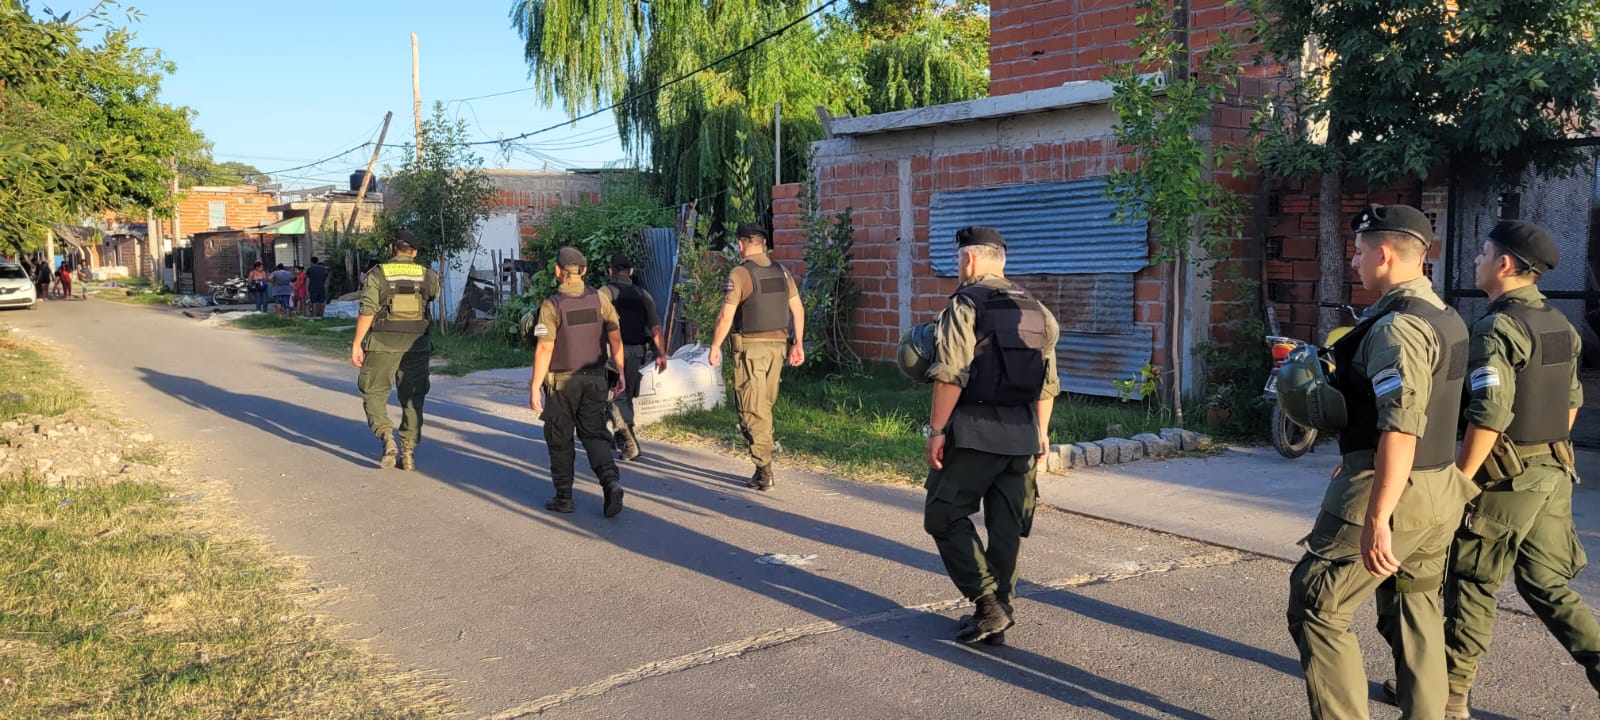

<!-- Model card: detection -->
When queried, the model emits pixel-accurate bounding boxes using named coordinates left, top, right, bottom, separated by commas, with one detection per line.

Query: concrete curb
left=1043, top=427, right=1213, bottom=474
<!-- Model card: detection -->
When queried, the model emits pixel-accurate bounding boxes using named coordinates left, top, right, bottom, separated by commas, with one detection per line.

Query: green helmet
left=1276, top=345, right=1348, bottom=432
left=897, top=322, right=938, bottom=383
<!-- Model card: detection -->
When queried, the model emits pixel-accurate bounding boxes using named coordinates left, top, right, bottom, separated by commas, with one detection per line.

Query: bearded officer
left=920, top=226, right=1058, bottom=644
left=1428, top=220, right=1600, bottom=718
left=530, top=246, right=628, bottom=518
left=601, top=252, right=668, bottom=461
left=351, top=230, right=441, bottom=470
left=1278, top=204, right=1478, bottom=719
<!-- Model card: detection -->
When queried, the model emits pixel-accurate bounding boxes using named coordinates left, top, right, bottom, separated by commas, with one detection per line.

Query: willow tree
left=510, top=0, right=989, bottom=238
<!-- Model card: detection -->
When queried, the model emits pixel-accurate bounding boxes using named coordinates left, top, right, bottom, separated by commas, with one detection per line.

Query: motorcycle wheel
left=1271, top=404, right=1317, bottom=459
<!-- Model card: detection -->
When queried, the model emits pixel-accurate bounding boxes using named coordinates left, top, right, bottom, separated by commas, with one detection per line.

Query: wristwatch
left=922, top=423, right=945, bottom=438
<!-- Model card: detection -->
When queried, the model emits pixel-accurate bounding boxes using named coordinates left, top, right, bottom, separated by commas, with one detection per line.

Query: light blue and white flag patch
left=1470, top=366, right=1501, bottom=392
left=1372, top=368, right=1403, bottom=398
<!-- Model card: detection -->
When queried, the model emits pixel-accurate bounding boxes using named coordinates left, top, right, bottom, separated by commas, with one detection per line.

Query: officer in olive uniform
left=1436, top=220, right=1600, bottom=716
left=601, top=253, right=668, bottom=461
left=1279, top=204, right=1479, bottom=719
left=530, top=247, right=628, bottom=518
left=351, top=230, right=441, bottom=470
left=920, top=226, right=1059, bottom=645
left=708, top=222, right=806, bottom=491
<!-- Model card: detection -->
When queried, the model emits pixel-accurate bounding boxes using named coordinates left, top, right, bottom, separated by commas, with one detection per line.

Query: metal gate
left=1446, top=141, right=1600, bottom=367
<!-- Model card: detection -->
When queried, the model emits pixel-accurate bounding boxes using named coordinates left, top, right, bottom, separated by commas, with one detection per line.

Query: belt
left=1514, top=441, right=1561, bottom=458
left=552, top=366, right=608, bottom=378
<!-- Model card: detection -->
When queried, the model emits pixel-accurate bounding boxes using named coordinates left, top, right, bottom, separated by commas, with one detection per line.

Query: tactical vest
left=955, top=284, right=1051, bottom=407
left=549, top=287, right=607, bottom=373
left=611, top=283, right=651, bottom=345
left=372, top=262, right=430, bottom=335
left=1331, top=297, right=1469, bottom=468
left=734, top=260, right=789, bottom=334
left=1493, top=300, right=1575, bottom=444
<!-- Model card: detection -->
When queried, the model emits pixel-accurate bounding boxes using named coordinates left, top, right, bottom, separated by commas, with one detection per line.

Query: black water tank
left=350, top=170, right=370, bottom=192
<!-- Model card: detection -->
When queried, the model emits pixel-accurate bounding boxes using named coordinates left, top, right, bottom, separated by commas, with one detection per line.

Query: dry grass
left=0, top=330, right=453, bottom=719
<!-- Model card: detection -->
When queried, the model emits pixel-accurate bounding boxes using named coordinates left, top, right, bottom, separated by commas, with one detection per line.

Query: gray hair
left=962, top=244, right=1006, bottom=266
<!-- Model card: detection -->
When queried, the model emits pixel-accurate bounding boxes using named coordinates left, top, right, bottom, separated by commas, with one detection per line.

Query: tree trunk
left=1317, top=169, right=1345, bottom=339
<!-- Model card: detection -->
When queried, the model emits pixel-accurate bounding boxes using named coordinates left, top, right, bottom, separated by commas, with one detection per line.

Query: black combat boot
left=378, top=434, right=398, bottom=469
left=746, top=465, right=774, bottom=491
left=956, top=593, right=1013, bottom=644
left=545, top=491, right=575, bottom=514
left=602, top=481, right=625, bottom=518
left=959, top=598, right=1013, bottom=646
left=618, top=427, right=641, bottom=461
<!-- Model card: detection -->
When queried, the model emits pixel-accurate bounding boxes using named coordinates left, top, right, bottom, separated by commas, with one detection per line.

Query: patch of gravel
left=0, top=412, right=179, bottom=488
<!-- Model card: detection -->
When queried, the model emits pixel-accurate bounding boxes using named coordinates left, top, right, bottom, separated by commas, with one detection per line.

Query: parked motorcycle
left=1264, top=302, right=1360, bottom=459
left=207, top=277, right=251, bottom=305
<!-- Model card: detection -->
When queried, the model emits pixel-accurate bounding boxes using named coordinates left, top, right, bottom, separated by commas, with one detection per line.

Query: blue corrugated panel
left=928, top=179, right=1149, bottom=276
left=1057, top=330, right=1153, bottom=398
left=638, top=228, right=679, bottom=312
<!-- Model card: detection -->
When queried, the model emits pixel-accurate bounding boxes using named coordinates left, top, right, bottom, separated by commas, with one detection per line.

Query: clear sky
left=120, top=0, right=629, bottom=189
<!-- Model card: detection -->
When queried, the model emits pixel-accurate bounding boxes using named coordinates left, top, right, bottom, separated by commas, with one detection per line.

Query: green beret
left=557, top=246, right=587, bottom=271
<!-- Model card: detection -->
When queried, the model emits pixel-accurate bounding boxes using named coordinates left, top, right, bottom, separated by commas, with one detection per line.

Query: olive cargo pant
left=357, top=350, right=431, bottom=445
left=543, top=370, right=620, bottom=493
left=923, top=448, right=1038, bottom=603
left=732, top=339, right=785, bottom=469
left=1445, top=467, right=1600, bottom=696
left=609, top=344, right=648, bottom=430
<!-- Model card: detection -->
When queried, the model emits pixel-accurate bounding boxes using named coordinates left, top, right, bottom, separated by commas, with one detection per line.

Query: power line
left=462, top=0, right=839, bottom=148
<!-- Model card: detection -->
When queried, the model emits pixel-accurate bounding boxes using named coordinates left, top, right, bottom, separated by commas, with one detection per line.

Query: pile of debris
left=0, top=412, right=180, bottom=488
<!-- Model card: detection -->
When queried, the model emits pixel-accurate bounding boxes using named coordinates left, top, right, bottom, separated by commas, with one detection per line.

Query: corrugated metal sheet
left=638, top=228, right=679, bottom=312
left=929, top=180, right=1148, bottom=276
left=1057, top=329, right=1153, bottom=398
left=1013, top=273, right=1133, bottom=333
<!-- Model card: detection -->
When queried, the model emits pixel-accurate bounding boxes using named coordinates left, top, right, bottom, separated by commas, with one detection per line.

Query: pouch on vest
left=373, top=264, right=430, bottom=335
left=1479, top=433, right=1527, bottom=484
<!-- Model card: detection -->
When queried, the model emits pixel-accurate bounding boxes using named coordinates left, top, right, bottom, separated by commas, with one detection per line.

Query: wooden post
left=346, top=111, right=392, bottom=236
left=774, top=102, right=782, bottom=187
left=411, top=33, right=424, bottom=160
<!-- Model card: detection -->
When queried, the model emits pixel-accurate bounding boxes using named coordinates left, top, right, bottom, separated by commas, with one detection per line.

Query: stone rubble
left=0, top=412, right=172, bottom=489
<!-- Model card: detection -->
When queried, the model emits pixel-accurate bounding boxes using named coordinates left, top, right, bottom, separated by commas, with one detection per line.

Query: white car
left=0, top=263, right=38, bottom=310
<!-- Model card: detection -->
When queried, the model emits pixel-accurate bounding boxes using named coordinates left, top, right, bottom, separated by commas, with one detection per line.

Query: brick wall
left=162, top=186, right=276, bottom=239
left=1263, top=178, right=1449, bottom=344
left=190, top=231, right=261, bottom=291
left=772, top=133, right=1173, bottom=370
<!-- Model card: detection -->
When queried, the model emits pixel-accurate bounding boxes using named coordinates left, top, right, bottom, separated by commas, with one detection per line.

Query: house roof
left=828, top=75, right=1161, bottom=137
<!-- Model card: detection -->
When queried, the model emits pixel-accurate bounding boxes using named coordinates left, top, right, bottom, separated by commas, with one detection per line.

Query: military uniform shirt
left=533, top=278, right=621, bottom=354
left=358, top=255, right=442, bottom=353
left=721, top=251, right=799, bottom=341
left=1464, top=284, right=1583, bottom=433
left=926, top=274, right=1061, bottom=456
left=1349, top=276, right=1442, bottom=438
left=600, top=277, right=662, bottom=336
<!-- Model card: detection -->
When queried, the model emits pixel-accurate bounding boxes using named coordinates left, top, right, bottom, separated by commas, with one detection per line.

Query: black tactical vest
left=1332, top=297, right=1469, bottom=468
left=955, top=284, right=1051, bottom=408
left=1493, top=300, right=1575, bottom=444
left=735, top=260, right=789, bottom=334
left=611, top=283, right=651, bottom=345
left=549, top=288, right=606, bottom=373
left=372, top=262, right=430, bottom=335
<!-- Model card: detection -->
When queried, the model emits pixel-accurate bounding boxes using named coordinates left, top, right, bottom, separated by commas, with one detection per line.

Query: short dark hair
left=310, top=256, right=320, bottom=264
left=1357, top=230, right=1425, bottom=263
left=1487, top=240, right=1535, bottom=276
left=275, top=263, right=285, bottom=270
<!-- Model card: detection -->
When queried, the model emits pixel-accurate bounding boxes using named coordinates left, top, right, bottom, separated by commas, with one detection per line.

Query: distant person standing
left=600, top=252, right=668, bottom=461
left=270, top=263, right=294, bottom=315
left=351, top=231, right=440, bottom=470
left=56, top=263, right=72, bottom=300
left=247, top=260, right=270, bottom=312
left=305, top=256, right=330, bottom=317
left=292, top=264, right=308, bottom=316
left=34, top=261, right=51, bottom=300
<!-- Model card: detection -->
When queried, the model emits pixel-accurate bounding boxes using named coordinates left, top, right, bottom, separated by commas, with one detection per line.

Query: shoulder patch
left=723, top=280, right=736, bottom=293
left=532, top=323, right=551, bottom=338
left=1469, top=366, right=1501, bottom=392
left=1372, top=368, right=1403, bottom=398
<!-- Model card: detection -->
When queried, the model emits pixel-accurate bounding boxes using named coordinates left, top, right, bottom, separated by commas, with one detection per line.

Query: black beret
left=394, top=229, right=418, bottom=250
left=735, top=222, right=768, bottom=241
left=1351, top=203, right=1434, bottom=247
left=956, top=226, right=1006, bottom=250
left=1489, top=219, right=1559, bottom=274
left=557, top=246, right=587, bottom=270
left=609, top=252, right=634, bottom=270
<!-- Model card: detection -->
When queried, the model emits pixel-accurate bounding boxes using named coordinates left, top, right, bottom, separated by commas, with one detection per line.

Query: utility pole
left=411, top=33, right=424, bottom=160
left=774, top=102, right=782, bottom=187
left=346, top=111, right=393, bottom=236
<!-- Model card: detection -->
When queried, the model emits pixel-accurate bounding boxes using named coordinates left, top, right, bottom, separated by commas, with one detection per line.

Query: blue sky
left=120, top=0, right=629, bottom=188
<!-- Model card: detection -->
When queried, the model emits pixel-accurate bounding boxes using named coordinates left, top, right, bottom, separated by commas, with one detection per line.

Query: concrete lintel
left=828, top=74, right=1160, bottom=138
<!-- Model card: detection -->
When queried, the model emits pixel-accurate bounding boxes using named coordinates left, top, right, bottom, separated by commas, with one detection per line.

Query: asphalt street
left=8, top=298, right=1596, bottom=719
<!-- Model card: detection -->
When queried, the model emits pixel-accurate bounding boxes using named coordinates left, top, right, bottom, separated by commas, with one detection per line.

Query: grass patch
left=0, top=334, right=449, bottom=718
left=228, top=314, right=528, bottom=376
left=121, top=446, right=164, bottom=466
left=648, top=363, right=1182, bottom=484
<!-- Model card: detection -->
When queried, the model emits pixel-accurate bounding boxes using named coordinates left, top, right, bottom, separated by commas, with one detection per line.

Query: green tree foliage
left=799, top=194, right=860, bottom=373
left=510, top=0, right=988, bottom=238
left=0, top=1, right=206, bottom=255
left=1246, top=0, right=1600, bottom=186
left=385, top=102, right=496, bottom=266
left=180, top=158, right=270, bottom=188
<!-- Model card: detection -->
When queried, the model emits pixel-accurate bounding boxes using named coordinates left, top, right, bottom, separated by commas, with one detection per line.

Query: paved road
left=9, top=299, right=1597, bottom=719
